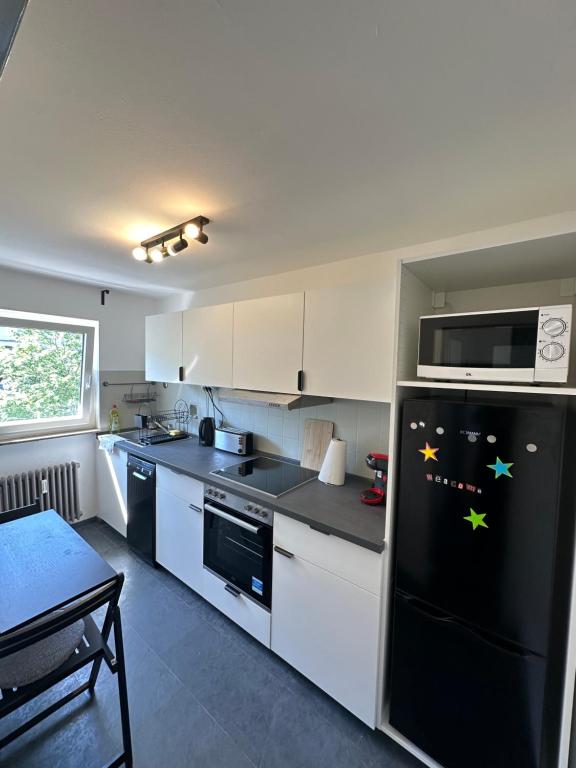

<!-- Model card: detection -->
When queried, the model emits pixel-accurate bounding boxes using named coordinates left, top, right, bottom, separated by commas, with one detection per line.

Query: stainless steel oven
left=203, top=486, right=273, bottom=609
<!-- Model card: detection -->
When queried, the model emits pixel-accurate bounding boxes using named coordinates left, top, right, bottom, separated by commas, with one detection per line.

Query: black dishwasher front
left=127, top=455, right=156, bottom=564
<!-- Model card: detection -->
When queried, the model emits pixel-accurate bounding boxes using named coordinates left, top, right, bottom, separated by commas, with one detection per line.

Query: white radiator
left=0, top=462, right=81, bottom=522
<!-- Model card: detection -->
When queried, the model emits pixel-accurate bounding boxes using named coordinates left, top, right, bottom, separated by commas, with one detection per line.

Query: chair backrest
left=0, top=499, right=41, bottom=525
left=0, top=572, right=124, bottom=660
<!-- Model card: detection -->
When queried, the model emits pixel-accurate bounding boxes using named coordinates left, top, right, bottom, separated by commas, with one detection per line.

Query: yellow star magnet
left=463, top=508, right=488, bottom=530
left=418, top=442, right=439, bottom=462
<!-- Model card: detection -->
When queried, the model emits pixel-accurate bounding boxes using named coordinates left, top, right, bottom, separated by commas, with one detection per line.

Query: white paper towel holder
left=318, top=438, right=346, bottom=486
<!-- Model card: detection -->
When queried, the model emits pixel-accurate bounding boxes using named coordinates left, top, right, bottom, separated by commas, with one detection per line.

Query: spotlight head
left=196, top=230, right=208, bottom=245
left=184, top=222, right=200, bottom=239
left=167, top=236, right=188, bottom=256
left=150, top=246, right=167, bottom=262
left=132, top=246, right=147, bottom=261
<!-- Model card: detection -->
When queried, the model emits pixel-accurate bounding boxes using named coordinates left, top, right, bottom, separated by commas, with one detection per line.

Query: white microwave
left=417, top=305, right=572, bottom=384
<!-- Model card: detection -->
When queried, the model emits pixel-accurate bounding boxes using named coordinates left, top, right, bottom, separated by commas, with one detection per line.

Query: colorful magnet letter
left=463, top=508, right=488, bottom=530
left=419, top=442, right=439, bottom=462
left=487, top=457, right=513, bottom=479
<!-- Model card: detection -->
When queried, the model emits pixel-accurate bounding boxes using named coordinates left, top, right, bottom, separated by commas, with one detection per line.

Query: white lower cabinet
left=96, top=447, right=128, bottom=536
left=155, top=468, right=204, bottom=595
left=203, top=568, right=271, bottom=647
left=271, top=515, right=382, bottom=726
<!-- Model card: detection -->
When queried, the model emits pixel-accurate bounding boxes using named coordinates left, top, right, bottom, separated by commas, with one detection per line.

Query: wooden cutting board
left=300, top=419, right=334, bottom=471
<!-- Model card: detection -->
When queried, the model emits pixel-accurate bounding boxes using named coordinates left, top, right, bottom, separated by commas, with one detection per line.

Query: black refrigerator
left=389, top=398, right=575, bottom=768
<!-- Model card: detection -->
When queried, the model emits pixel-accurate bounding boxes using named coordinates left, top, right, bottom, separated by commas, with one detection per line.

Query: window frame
left=0, top=309, right=99, bottom=441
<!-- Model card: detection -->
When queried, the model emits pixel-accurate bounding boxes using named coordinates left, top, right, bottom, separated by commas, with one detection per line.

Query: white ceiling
left=1, top=0, right=576, bottom=296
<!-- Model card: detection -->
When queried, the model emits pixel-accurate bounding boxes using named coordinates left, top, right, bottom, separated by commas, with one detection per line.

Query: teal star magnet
left=487, top=457, right=513, bottom=479
left=463, top=508, right=488, bottom=530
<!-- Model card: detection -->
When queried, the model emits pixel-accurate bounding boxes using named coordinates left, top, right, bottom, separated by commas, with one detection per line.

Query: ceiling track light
left=131, top=215, right=210, bottom=264
left=167, top=234, right=188, bottom=256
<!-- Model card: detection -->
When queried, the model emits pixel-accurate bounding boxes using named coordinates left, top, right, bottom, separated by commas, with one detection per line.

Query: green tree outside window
left=0, top=327, right=85, bottom=423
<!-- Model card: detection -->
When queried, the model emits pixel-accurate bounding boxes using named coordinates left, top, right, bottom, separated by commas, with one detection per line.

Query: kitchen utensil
left=300, top=419, right=334, bottom=471
left=214, top=426, right=253, bottom=455
left=198, top=416, right=216, bottom=446
left=134, top=413, right=149, bottom=430
left=360, top=453, right=389, bottom=505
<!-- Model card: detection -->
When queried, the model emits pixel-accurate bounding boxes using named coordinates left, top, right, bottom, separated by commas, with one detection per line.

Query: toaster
left=214, top=426, right=253, bottom=455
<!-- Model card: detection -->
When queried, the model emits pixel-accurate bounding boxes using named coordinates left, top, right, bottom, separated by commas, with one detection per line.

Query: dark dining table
left=0, top=509, right=117, bottom=636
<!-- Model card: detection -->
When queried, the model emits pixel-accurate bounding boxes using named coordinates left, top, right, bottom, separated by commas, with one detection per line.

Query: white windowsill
left=0, top=428, right=99, bottom=447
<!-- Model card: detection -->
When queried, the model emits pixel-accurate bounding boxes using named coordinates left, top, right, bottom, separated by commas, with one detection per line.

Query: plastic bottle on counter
left=109, top=404, right=121, bottom=433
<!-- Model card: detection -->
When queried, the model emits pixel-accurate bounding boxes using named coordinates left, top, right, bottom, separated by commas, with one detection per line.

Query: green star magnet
left=487, top=457, right=513, bottom=479
left=463, top=508, right=488, bottom=530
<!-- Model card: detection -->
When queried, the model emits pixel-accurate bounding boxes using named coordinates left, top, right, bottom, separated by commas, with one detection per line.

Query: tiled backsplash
left=157, top=385, right=390, bottom=479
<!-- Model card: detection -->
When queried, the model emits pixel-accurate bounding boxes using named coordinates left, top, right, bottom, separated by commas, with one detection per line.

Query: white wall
left=0, top=267, right=162, bottom=519
left=160, top=210, right=576, bottom=313
left=0, top=267, right=159, bottom=370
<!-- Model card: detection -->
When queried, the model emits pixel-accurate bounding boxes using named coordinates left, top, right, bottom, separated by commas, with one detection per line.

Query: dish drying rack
left=100, top=380, right=157, bottom=405
left=122, top=383, right=157, bottom=405
left=136, top=400, right=192, bottom=445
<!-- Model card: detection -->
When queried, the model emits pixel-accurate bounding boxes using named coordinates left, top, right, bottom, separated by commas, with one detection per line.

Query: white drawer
left=156, top=464, right=203, bottom=508
left=202, top=567, right=271, bottom=647
left=273, top=513, right=383, bottom=595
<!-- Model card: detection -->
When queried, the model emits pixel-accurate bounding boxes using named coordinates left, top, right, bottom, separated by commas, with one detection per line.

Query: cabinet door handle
left=225, top=583, right=241, bottom=597
left=274, top=545, right=294, bottom=559
left=297, top=370, right=304, bottom=392
left=179, top=365, right=184, bottom=382
left=189, top=503, right=202, bottom=512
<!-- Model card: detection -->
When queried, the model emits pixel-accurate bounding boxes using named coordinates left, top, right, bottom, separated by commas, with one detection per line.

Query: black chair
left=0, top=507, right=133, bottom=767
left=0, top=498, right=41, bottom=524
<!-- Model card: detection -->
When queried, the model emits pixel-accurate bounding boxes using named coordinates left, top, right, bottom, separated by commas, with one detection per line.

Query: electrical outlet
left=41, top=479, right=48, bottom=495
left=432, top=291, right=446, bottom=309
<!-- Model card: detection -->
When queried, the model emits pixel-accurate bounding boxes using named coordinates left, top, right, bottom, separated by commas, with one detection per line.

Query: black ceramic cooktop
left=211, top=456, right=318, bottom=497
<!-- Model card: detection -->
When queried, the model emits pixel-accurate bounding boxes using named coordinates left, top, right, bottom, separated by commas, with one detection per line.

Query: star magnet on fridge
left=419, top=442, right=439, bottom=462
left=487, top=457, right=514, bottom=479
left=463, top=508, right=488, bottom=530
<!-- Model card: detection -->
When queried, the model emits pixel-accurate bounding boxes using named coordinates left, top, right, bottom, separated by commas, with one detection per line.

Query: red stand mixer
left=360, top=452, right=389, bottom=505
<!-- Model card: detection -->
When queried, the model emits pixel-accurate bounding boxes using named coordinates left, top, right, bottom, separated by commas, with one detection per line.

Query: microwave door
left=418, top=310, right=539, bottom=383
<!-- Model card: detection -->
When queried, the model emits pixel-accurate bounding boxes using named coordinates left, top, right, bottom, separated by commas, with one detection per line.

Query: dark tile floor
left=0, top=518, right=423, bottom=768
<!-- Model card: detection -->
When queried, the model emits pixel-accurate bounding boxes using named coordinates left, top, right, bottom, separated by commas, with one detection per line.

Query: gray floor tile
left=133, top=686, right=255, bottom=768
left=257, top=685, right=368, bottom=768
left=0, top=683, right=119, bottom=768
left=358, top=728, right=425, bottom=767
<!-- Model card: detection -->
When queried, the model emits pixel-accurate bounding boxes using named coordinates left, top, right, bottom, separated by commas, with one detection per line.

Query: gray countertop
left=113, top=434, right=386, bottom=553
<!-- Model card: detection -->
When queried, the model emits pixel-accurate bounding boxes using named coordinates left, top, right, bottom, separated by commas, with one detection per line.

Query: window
left=0, top=310, right=98, bottom=440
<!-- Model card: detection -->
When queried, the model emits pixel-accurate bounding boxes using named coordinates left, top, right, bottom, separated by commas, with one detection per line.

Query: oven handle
left=204, top=503, right=262, bottom=534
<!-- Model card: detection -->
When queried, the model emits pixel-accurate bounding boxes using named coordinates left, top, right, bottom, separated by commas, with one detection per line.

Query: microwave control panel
left=535, top=305, right=572, bottom=382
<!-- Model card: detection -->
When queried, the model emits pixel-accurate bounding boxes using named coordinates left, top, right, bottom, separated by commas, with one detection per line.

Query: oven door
left=203, top=501, right=272, bottom=609
left=417, top=309, right=539, bottom=382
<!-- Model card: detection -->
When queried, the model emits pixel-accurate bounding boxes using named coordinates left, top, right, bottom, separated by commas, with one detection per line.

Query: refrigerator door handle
left=398, top=591, right=540, bottom=659
left=398, top=592, right=455, bottom=623
left=460, top=623, right=539, bottom=660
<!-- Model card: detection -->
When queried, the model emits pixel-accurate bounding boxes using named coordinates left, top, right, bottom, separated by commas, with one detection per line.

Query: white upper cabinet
left=232, top=293, right=305, bottom=394
left=182, top=303, right=234, bottom=387
left=145, top=312, right=183, bottom=383
left=302, top=279, right=395, bottom=402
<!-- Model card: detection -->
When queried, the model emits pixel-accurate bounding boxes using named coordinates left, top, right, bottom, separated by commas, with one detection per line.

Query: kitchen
left=2, top=3, right=576, bottom=768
